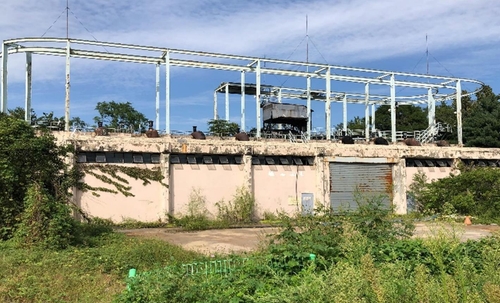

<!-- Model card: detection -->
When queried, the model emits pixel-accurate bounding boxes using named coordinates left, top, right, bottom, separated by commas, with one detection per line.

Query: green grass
left=0, top=232, right=202, bottom=303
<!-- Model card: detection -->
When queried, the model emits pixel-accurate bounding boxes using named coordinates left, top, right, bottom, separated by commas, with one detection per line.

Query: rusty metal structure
left=0, top=37, right=484, bottom=144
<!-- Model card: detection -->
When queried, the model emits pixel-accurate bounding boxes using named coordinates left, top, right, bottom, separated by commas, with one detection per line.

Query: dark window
left=96, top=153, right=106, bottom=163
left=425, top=160, right=435, bottom=167
left=219, top=156, right=229, bottom=164
left=170, top=155, right=181, bottom=164
left=133, top=154, right=144, bottom=163
left=265, top=157, right=275, bottom=165
left=77, top=154, right=87, bottom=163
left=252, top=157, right=261, bottom=165
left=293, top=158, right=303, bottom=165
left=151, top=154, right=161, bottom=164
left=187, top=155, right=197, bottom=164
left=234, top=156, right=243, bottom=164
left=280, top=157, right=289, bottom=165
left=203, top=156, right=213, bottom=164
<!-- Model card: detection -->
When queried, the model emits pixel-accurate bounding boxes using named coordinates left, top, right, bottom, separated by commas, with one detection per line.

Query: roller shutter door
left=329, top=162, right=393, bottom=211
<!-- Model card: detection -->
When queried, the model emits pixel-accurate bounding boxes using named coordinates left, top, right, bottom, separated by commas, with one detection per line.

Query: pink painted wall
left=252, top=165, right=316, bottom=217
left=170, top=164, right=247, bottom=218
left=406, top=167, right=455, bottom=186
left=76, top=164, right=163, bottom=223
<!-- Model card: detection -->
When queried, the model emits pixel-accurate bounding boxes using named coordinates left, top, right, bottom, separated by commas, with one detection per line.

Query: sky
left=1, top=0, right=499, bottom=133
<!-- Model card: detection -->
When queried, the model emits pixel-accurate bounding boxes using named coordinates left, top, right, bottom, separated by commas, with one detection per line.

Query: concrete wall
left=75, top=164, right=163, bottom=222
left=52, top=132, right=500, bottom=222
left=252, top=165, right=316, bottom=216
left=170, top=164, right=247, bottom=218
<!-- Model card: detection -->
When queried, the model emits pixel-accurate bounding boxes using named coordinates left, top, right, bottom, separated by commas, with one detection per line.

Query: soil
left=118, top=223, right=500, bottom=255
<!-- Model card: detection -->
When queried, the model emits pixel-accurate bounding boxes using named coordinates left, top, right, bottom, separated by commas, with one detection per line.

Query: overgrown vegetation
left=118, top=197, right=500, bottom=302
left=170, top=186, right=257, bottom=230
left=409, top=165, right=500, bottom=223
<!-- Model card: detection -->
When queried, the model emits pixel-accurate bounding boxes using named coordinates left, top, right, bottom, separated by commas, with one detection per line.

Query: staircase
left=416, top=122, right=451, bottom=143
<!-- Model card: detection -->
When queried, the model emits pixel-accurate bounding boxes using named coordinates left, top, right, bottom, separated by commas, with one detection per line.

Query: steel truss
left=0, top=37, right=484, bottom=144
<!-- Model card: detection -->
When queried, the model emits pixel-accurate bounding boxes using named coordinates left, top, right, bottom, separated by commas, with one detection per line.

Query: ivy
left=78, top=164, right=167, bottom=198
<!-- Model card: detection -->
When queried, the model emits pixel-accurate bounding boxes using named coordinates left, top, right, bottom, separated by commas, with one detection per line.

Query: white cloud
left=1, top=0, right=500, bottom=129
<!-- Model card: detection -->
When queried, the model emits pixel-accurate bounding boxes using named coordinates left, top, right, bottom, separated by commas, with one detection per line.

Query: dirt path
left=119, top=223, right=499, bottom=255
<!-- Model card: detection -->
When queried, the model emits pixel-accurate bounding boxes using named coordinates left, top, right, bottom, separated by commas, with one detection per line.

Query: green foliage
left=80, top=164, right=166, bottom=198
left=13, top=183, right=76, bottom=249
left=375, top=104, right=428, bottom=131
left=94, top=101, right=149, bottom=131
left=0, top=114, right=81, bottom=241
left=0, top=231, right=200, bottom=303
left=463, top=85, right=500, bottom=147
left=415, top=166, right=500, bottom=220
left=207, top=119, right=240, bottom=137
left=216, top=187, right=256, bottom=224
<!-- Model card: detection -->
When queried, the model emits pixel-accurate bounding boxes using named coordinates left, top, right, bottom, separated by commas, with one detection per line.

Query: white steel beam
left=456, top=80, right=462, bottom=146
left=325, top=67, right=331, bottom=139
left=306, top=76, right=311, bottom=139
left=342, top=94, right=347, bottom=132
left=1, top=42, right=8, bottom=113
left=25, top=52, right=32, bottom=123
left=240, top=71, right=245, bottom=131
left=256, top=59, right=261, bottom=138
left=165, top=51, right=171, bottom=134
left=64, top=40, right=71, bottom=131
left=155, top=63, right=160, bottom=129
left=213, top=91, right=218, bottom=120
left=371, top=104, right=376, bottom=134
left=427, top=88, right=435, bottom=129
left=225, top=84, right=229, bottom=121
left=364, top=83, right=369, bottom=141
left=390, top=74, right=396, bottom=143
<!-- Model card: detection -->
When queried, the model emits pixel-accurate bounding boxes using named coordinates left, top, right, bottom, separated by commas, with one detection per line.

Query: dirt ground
left=119, top=223, right=500, bottom=255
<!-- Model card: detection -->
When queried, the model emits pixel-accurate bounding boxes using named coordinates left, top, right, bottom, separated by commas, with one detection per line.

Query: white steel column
left=278, top=88, right=282, bottom=103
left=342, top=94, right=347, bottom=133
left=225, top=84, right=229, bottom=121
left=64, top=40, right=71, bottom=131
left=364, top=83, right=370, bottom=141
left=371, top=104, right=376, bottom=133
left=155, top=63, right=160, bottom=129
left=240, top=71, right=245, bottom=131
left=165, top=51, right=171, bottom=134
left=25, top=52, right=32, bottom=123
left=325, top=67, right=331, bottom=139
left=456, top=80, right=462, bottom=146
left=256, top=60, right=261, bottom=138
left=390, top=74, right=396, bottom=143
left=306, top=76, right=311, bottom=139
left=427, top=88, right=435, bottom=128
left=1, top=42, right=8, bottom=113
left=213, top=91, right=218, bottom=120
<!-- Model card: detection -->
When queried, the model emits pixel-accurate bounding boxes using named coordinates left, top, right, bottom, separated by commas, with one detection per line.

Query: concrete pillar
left=243, top=154, right=253, bottom=197
left=392, top=158, right=407, bottom=215
left=240, top=71, right=245, bottom=131
left=64, top=40, right=71, bottom=131
left=456, top=80, right=463, bottom=146
left=314, top=154, right=328, bottom=209
left=160, top=153, right=171, bottom=221
left=25, top=52, right=32, bottom=123
left=1, top=42, right=8, bottom=113
left=155, top=63, right=160, bottom=130
left=390, top=74, right=396, bottom=143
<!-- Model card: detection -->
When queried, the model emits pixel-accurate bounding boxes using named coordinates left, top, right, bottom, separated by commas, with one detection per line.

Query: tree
left=207, top=119, right=240, bottom=137
left=70, top=116, right=88, bottom=129
left=374, top=105, right=428, bottom=131
left=463, top=85, right=500, bottom=147
left=335, top=116, right=366, bottom=130
left=0, top=113, right=80, bottom=247
left=94, top=101, right=149, bottom=131
left=8, top=107, right=37, bottom=124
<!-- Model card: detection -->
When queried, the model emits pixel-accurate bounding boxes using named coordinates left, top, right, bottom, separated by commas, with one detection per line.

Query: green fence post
left=127, top=268, right=137, bottom=291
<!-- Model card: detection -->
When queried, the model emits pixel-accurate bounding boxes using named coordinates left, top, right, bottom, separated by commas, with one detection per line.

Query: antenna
left=426, top=34, right=429, bottom=75
left=66, top=0, right=69, bottom=39
left=306, top=15, right=309, bottom=72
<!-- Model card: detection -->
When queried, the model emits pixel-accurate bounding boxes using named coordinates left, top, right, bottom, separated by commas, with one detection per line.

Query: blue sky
left=1, top=0, right=499, bottom=132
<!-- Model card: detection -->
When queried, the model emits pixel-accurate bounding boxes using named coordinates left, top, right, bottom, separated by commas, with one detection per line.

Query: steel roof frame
left=0, top=37, right=484, bottom=144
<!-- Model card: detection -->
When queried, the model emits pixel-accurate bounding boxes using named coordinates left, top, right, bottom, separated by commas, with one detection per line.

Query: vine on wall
left=79, top=164, right=167, bottom=197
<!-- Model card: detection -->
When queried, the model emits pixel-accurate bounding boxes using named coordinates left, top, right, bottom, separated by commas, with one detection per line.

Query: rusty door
left=329, top=162, right=393, bottom=211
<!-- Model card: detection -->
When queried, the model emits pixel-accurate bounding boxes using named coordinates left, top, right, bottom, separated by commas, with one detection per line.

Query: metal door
left=301, top=193, right=314, bottom=215
left=329, top=162, right=392, bottom=211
